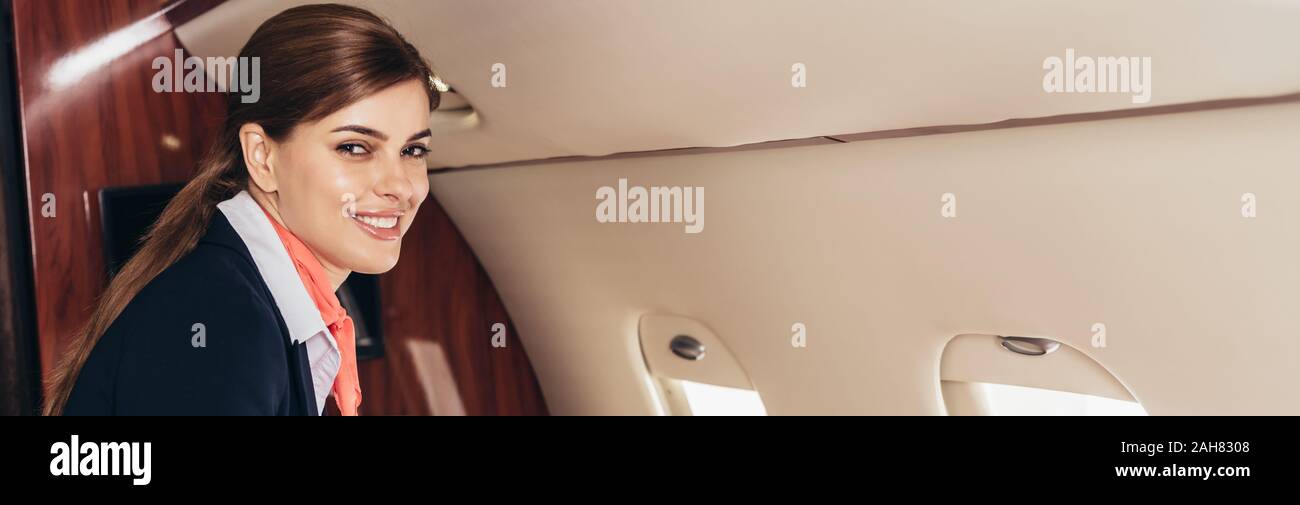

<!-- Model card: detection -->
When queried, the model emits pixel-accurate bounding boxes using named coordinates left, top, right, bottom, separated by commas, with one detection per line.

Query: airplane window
left=979, top=383, right=1147, bottom=416
left=679, top=381, right=767, bottom=416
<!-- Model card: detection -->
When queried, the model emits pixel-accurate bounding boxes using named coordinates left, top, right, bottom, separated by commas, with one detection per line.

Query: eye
left=402, top=145, right=430, bottom=159
left=336, top=143, right=370, bottom=158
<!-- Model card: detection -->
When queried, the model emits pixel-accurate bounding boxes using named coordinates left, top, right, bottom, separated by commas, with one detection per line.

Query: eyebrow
left=330, top=125, right=432, bottom=143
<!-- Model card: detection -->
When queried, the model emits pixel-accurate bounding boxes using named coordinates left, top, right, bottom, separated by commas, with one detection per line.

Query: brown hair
left=43, top=3, right=438, bottom=415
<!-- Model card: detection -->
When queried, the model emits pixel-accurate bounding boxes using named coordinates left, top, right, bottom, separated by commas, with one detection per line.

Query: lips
left=350, top=209, right=404, bottom=241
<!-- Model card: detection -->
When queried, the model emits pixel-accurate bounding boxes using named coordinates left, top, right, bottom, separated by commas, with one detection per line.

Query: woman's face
left=250, top=79, right=432, bottom=279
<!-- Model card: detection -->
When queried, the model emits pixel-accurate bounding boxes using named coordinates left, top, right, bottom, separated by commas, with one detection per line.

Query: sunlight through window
left=980, top=383, right=1147, bottom=416
left=680, top=381, right=767, bottom=416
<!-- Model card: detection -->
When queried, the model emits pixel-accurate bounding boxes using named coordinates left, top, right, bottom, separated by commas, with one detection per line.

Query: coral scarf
left=262, top=207, right=362, bottom=416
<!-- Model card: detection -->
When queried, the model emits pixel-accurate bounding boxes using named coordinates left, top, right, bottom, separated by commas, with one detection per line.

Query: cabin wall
left=431, top=101, right=1300, bottom=415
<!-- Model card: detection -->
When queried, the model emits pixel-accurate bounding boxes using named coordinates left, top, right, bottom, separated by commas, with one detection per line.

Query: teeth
left=354, top=215, right=398, bottom=229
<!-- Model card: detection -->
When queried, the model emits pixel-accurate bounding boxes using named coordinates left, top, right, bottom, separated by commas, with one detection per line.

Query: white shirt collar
left=216, top=191, right=329, bottom=346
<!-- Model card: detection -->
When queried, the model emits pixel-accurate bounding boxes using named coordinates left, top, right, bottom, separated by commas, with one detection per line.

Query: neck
left=320, top=263, right=350, bottom=292
left=251, top=191, right=351, bottom=291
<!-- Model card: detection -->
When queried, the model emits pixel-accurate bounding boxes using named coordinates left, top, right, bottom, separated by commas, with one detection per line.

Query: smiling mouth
left=350, top=211, right=403, bottom=240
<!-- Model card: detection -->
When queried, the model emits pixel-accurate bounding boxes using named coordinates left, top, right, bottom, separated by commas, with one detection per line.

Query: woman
left=44, top=3, right=438, bottom=415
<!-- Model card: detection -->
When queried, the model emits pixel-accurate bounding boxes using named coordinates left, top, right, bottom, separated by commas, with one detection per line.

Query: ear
left=239, top=123, right=278, bottom=194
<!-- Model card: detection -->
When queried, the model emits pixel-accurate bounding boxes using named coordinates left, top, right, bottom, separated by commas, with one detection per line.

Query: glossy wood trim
left=0, top=0, right=41, bottom=416
left=356, top=194, right=549, bottom=415
left=12, top=0, right=226, bottom=379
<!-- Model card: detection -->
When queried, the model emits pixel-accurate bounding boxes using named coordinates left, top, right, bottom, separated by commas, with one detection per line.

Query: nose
left=373, top=156, right=416, bottom=207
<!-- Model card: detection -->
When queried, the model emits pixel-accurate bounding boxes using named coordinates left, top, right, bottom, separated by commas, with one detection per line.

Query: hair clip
left=429, top=74, right=449, bottom=93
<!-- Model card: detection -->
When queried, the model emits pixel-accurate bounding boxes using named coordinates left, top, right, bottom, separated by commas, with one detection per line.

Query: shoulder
left=91, top=243, right=291, bottom=414
left=116, top=241, right=286, bottom=356
left=108, top=243, right=275, bottom=333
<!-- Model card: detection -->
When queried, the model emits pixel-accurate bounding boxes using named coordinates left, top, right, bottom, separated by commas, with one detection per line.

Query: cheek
left=317, top=162, right=366, bottom=196
left=404, top=173, right=430, bottom=231
left=285, top=161, right=361, bottom=222
left=410, top=172, right=430, bottom=206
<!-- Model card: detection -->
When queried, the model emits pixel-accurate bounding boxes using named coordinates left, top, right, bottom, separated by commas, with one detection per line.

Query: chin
left=350, top=255, right=400, bottom=275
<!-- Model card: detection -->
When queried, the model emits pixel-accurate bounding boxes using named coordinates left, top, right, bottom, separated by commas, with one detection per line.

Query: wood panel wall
left=8, top=0, right=546, bottom=415
left=0, top=0, right=40, bottom=416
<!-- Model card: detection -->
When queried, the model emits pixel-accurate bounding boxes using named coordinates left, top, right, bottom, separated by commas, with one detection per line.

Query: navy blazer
left=64, top=211, right=318, bottom=415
